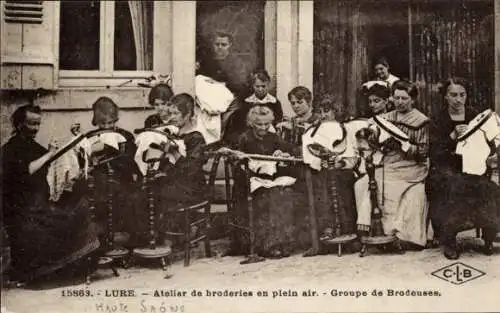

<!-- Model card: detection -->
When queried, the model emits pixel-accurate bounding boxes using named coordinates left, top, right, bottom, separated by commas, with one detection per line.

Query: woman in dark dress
left=88, top=97, right=140, bottom=240
left=1, top=105, right=99, bottom=283
left=135, top=93, right=207, bottom=243
left=223, top=69, right=284, bottom=148
left=427, top=77, right=492, bottom=247
left=231, top=105, right=300, bottom=259
left=298, top=94, right=361, bottom=256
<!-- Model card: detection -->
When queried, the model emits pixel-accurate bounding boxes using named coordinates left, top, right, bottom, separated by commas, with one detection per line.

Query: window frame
left=58, top=1, right=155, bottom=88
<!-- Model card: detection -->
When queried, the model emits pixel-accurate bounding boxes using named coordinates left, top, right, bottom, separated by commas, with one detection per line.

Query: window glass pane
left=114, top=1, right=154, bottom=71
left=59, top=1, right=100, bottom=70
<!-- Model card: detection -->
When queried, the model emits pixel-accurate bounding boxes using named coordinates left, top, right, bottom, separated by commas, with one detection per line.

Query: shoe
left=267, top=248, right=282, bottom=259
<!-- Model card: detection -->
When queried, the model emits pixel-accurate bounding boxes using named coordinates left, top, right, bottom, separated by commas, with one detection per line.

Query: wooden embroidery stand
left=86, top=163, right=129, bottom=284
left=359, top=154, right=396, bottom=257
left=132, top=159, right=172, bottom=277
left=307, top=144, right=357, bottom=257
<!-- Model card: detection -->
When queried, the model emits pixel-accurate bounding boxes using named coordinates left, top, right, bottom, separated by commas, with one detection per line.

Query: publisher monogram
left=431, top=262, right=485, bottom=285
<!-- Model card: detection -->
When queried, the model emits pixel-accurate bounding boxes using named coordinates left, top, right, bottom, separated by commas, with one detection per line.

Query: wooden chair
left=163, top=152, right=219, bottom=266
left=133, top=150, right=217, bottom=268
left=222, top=156, right=266, bottom=264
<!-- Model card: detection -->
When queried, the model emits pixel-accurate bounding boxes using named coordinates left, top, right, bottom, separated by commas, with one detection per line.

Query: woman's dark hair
left=392, top=80, right=418, bottom=100
left=250, top=69, right=271, bottom=84
left=438, top=77, right=469, bottom=97
left=317, top=94, right=349, bottom=122
left=288, top=86, right=312, bottom=103
left=148, top=83, right=174, bottom=106
left=373, top=57, right=389, bottom=69
left=171, top=93, right=195, bottom=118
left=366, top=84, right=391, bottom=100
left=91, top=96, right=119, bottom=126
left=11, top=104, right=41, bottom=134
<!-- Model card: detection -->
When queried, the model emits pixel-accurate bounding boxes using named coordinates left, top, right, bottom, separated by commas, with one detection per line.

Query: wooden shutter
left=4, top=1, right=43, bottom=24
left=1, top=1, right=59, bottom=89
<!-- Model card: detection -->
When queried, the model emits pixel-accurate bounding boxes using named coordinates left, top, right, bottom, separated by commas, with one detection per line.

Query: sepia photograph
left=1, top=0, right=499, bottom=312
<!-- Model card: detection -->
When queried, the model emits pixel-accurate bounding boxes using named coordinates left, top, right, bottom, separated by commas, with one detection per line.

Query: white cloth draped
left=247, top=159, right=296, bottom=193
left=194, top=75, right=235, bottom=144
left=301, top=121, right=346, bottom=171
left=455, top=110, right=500, bottom=176
left=134, top=131, right=186, bottom=176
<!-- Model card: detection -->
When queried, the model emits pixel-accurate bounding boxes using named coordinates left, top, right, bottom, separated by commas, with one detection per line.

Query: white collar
left=245, top=93, right=277, bottom=104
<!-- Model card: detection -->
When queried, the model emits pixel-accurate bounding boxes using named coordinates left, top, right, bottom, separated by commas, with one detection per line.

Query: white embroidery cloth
left=46, top=134, right=91, bottom=202
left=370, top=116, right=411, bottom=152
left=134, top=130, right=186, bottom=176
left=87, top=132, right=127, bottom=150
left=47, top=148, right=81, bottom=202
left=195, top=75, right=235, bottom=144
left=455, top=110, right=500, bottom=176
left=247, top=159, right=296, bottom=192
left=302, top=121, right=346, bottom=171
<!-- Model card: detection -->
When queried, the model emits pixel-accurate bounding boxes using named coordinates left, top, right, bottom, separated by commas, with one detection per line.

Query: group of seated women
left=2, top=69, right=499, bottom=284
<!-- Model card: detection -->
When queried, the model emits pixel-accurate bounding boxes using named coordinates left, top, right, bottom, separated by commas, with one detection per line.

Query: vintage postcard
left=1, top=1, right=499, bottom=312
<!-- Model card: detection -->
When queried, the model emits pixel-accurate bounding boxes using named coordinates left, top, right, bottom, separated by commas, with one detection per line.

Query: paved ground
left=2, top=234, right=500, bottom=313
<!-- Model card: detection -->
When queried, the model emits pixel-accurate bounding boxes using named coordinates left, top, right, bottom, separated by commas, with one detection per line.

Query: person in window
left=427, top=77, right=495, bottom=249
left=88, top=97, right=139, bottom=241
left=231, top=105, right=301, bottom=259
left=276, top=86, right=322, bottom=145
left=1, top=105, right=100, bottom=283
left=138, top=93, right=207, bottom=245
left=197, top=31, right=253, bottom=99
left=144, top=83, right=174, bottom=129
left=372, top=57, right=399, bottom=87
left=355, top=80, right=430, bottom=251
left=223, top=69, right=283, bottom=148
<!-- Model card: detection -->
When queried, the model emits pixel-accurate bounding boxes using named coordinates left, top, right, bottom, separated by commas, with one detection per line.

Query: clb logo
left=431, top=262, right=485, bottom=285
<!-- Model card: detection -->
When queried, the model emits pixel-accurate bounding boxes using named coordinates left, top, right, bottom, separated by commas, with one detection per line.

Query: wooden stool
left=359, top=154, right=397, bottom=257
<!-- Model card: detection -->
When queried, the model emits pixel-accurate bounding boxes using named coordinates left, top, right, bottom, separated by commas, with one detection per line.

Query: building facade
left=1, top=0, right=499, bottom=146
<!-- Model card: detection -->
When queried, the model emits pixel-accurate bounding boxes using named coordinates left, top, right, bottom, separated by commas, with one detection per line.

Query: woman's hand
left=276, top=121, right=293, bottom=131
left=48, top=139, right=59, bottom=154
left=486, top=154, right=498, bottom=168
left=454, top=124, right=468, bottom=136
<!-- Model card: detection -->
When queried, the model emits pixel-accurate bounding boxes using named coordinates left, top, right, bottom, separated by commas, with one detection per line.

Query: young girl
left=223, top=69, right=283, bottom=147
left=144, top=83, right=174, bottom=128
left=300, top=94, right=361, bottom=256
left=277, top=86, right=321, bottom=144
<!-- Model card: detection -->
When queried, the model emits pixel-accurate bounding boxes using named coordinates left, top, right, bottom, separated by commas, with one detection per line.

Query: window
left=59, top=0, right=154, bottom=87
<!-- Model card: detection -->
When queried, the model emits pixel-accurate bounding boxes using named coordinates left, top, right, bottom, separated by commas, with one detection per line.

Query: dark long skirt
left=231, top=173, right=297, bottom=256
left=294, top=169, right=357, bottom=249
left=6, top=186, right=100, bottom=282
left=428, top=170, right=500, bottom=243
